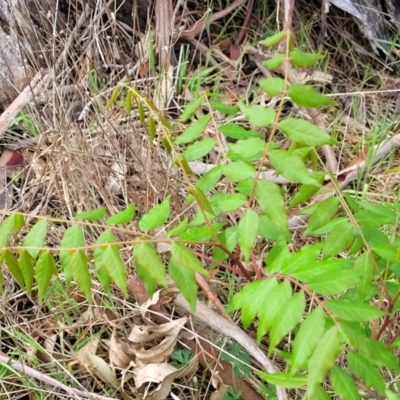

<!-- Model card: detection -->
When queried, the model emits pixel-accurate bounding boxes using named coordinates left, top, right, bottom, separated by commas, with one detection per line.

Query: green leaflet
left=36, top=251, right=57, bottom=303
left=180, top=97, right=202, bottom=122
left=307, top=326, right=340, bottom=397
left=183, top=138, right=216, bottom=161
left=259, top=77, right=285, bottom=96
left=227, top=278, right=278, bottom=329
left=238, top=102, right=276, bottom=127
left=70, top=250, right=91, bottom=302
left=331, top=366, right=361, bottom=400
left=139, top=196, right=170, bottom=231
left=75, top=208, right=106, bottom=221
left=279, top=118, right=337, bottom=146
left=257, top=281, right=292, bottom=342
left=269, top=149, right=320, bottom=186
left=238, top=210, right=259, bottom=262
left=326, top=299, right=386, bottom=322
left=288, top=83, right=335, bottom=108
left=269, top=291, right=305, bottom=355
left=94, top=230, right=116, bottom=293
left=219, top=124, right=261, bottom=139
left=304, top=197, right=340, bottom=235
left=169, top=258, right=197, bottom=312
left=291, top=307, right=325, bottom=374
left=170, top=243, right=209, bottom=276
left=174, top=115, right=210, bottom=145
left=60, top=226, right=85, bottom=286
left=133, top=242, right=167, bottom=292
left=106, top=204, right=135, bottom=225
left=103, top=245, right=128, bottom=297
left=22, top=219, right=47, bottom=259
left=222, top=161, right=256, bottom=182
left=348, top=352, right=386, bottom=394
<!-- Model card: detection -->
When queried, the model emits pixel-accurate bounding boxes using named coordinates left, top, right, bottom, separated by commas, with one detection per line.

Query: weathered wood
left=329, top=0, right=400, bottom=56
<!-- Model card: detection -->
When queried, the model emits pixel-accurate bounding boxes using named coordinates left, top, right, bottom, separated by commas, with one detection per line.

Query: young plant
left=0, top=29, right=399, bottom=400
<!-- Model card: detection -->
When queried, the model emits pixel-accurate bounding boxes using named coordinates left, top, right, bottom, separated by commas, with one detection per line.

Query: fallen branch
left=0, top=352, right=116, bottom=400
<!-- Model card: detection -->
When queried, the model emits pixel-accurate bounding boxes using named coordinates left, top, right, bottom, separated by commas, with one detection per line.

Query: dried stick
left=0, top=353, right=116, bottom=400
left=0, top=69, right=49, bottom=138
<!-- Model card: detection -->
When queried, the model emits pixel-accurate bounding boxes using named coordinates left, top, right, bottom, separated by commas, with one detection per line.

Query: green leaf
left=269, top=291, right=305, bottom=354
left=307, top=326, right=340, bottom=396
left=288, top=84, right=335, bottom=108
left=259, top=77, right=285, bottom=96
left=291, top=307, right=325, bottom=374
left=222, top=161, right=255, bottom=182
left=166, top=218, right=189, bottom=237
left=103, top=245, right=128, bottom=296
left=310, top=385, right=331, bottom=400
left=70, top=250, right=91, bottom=302
left=290, top=49, right=323, bottom=67
left=307, top=269, right=360, bottom=295
left=139, top=196, right=170, bottom=231
left=179, top=223, right=223, bottom=242
left=22, top=219, right=47, bottom=259
left=259, top=31, right=286, bottom=47
left=227, top=279, right=278, bottom=328
left=106, top=204, right=135, bottom=225
left=36, top=251, right=57, bottom=303
left=304, top=197, right=340, bottom=235
left=255, top=180, right=290, bottom=240
left=94, top=230, right=115, bottom=293
left=60, top=226, right=85, bottom=285
left=210, top=102, right=238, bottom=115
left=238, top=102, right=276, bottom=127
left=209, top=193, right=247, bottom=212
left=219, top=124, right=261, bottom=139
left=266, top=237, right=289, bottom=273
left=171, top=243, right=209, bottom=276
left=372, top=242, right=397, bottom=262
left=348, top=352, right=386, bottom=394
left=323, top=221, right=354, bottom=258
left=75, top=208, right=106, bottom=221
left=257, top=372, right=307, bottom=389
left=227, top=138, right=267, bottom=162
left=18, top=249, right=34, bottom=296
left=258, top=215, right=285, bottom=241
left=279, top=118, right=336, bottom=146
left=133, top=242, right=167, bottom=289
left=362, top=339, right=400, bottom=372
left=0, top=214, right=23, bottom=249
left=186, top=166, right=222, bottom=204
left=174, top=115, right=210, bottom=145
left=180, top=97, right=202, bottom=122
left=238, top=210, right=259, bottom=262
left=263, top=53, right=285, bottom=70
left=326, top=300, right=386, bottom=322
left=183, top=138, right=216, bottom=161
left=257, top=281, right=292, bottom=341
left=354, top=252, right=375, bottom=301
left=331, top=366, right=361, bottom=400
left=188, top=187, right=215, bottom=215
left=385, top=390, right=400, bottom=400
left=169, top=258, right=197, bottom=312
left=2, top=250, right=25, bottom=288
left=289, top=171, right=325, bottom=209
left=269, top=149, right=320, bottom=185
left=341, top=323, right=399, bottom=371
